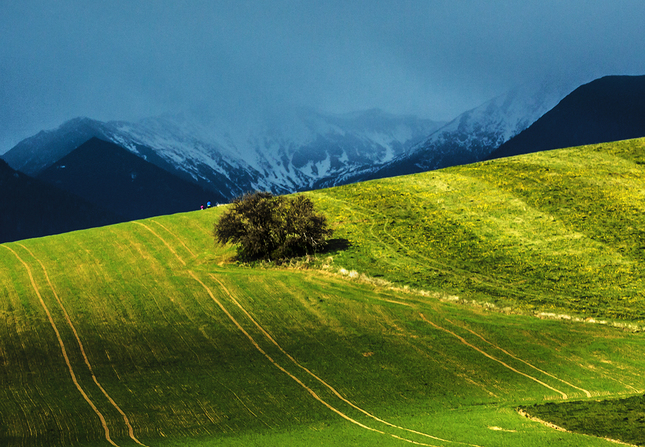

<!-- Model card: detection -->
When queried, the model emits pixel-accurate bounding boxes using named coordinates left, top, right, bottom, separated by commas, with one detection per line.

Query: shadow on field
left=324, top=238, right=351, bottom=254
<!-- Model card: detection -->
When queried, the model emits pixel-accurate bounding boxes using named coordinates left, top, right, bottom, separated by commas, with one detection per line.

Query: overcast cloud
left=2, top=0, right=645, bottom=152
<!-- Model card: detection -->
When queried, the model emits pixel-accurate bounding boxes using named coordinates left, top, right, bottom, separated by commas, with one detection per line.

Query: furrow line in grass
left=125, top=223, right=278, bottom=431
left=319, top=194, right=515, bottom=288
left=209, top=274, right=482, bottom=447
left=2, top=245, right=120, bottom=447
left=150, top=219, right=196, bottom=258
left=188, top=270, right=449, bottom=447
left=139, top=214, right=476, bottom=445
left=133, top=221, right=186, bottom=266
left=7, top=386, right=37, bottom=440
left=419, top=313, right=568, bottom=399
left=443, top=317, right=592, bottom=398
left=17, top=243, right=149, bottom=446
left=319, top=191, right=558, bottom=304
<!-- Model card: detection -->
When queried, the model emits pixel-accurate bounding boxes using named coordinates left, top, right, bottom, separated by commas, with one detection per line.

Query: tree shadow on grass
left=323, top=238, right=351, bottom=254
left=218, top=238, right=351, bottom=266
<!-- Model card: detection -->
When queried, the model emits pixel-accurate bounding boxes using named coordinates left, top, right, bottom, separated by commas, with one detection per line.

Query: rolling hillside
left=2, top=138, right=645, bottom=446
left=316, top=136, right=645, bottom=323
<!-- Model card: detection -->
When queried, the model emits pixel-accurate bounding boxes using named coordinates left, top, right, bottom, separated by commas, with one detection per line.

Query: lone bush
left=214, top=192, right=333, bottom=261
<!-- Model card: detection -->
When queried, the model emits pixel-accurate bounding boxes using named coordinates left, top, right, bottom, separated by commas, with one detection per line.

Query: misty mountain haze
left=2, top=76, right=585, bottom=206
left=3, top=108, right=444, bottom=199
left=3, top=2, right=645, bottom=153
left=489, top=75, right=645, bottom=159
left=313, top=78, right=580, bottom=186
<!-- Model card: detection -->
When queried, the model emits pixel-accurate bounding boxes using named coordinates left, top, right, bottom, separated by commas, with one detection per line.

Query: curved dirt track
left=445, top=318, right=592, bottom=398
left=17, top=243, right=149, bottom=446
left=420, top=313, right=569, bottom=399
left=208, top=274, right=483, bottom=446
left=132, top=220, right=480, bottom=446
left=3, top=245, right=119, bottom=447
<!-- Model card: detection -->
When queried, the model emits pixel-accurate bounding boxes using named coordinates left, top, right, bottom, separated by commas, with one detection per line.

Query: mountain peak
left=489, top=74, right=645, bottom=159
left=38, top=138, right=217, bottom=221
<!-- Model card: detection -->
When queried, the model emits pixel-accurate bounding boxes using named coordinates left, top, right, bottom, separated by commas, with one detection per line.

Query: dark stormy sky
left=2, top=0, right=645, bottom=153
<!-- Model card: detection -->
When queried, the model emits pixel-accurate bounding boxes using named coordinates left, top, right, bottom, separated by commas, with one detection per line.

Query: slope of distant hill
left=0, top=158, right=119, bottom=243
left=489, top=75, right=645, bottom=159
left=37, top=138, right=217, bottom=221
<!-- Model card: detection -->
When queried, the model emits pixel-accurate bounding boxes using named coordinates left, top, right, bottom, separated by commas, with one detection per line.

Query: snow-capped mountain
left=3, top=77, right=584, bottom=200
left=3, top=109, right=443, bottom=199
left=318, top=78, right=579, bottom=186
left=490, top=75, right=645, bottom=159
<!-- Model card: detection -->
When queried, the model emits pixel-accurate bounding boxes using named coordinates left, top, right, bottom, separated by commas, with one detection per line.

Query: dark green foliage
left=521, top=394, right=645, bottom=445
left=214, top=192, right=333, bottom=261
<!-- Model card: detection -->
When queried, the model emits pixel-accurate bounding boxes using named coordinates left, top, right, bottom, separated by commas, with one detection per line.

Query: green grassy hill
left=2, top=138, right=645, bottom=447
left=315, top=137, right=645, bottom=323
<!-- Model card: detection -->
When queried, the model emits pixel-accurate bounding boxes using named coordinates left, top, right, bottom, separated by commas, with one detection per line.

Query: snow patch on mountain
left=413, top=79, right=578, bottom=160
left=3, top=108, right=442, bottom=199
left=3, top=77, right=581, bottom=200
left=311, top=78, right=580, bottom=188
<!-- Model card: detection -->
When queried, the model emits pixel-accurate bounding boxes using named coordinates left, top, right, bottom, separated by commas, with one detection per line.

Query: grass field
left=521, top=393, right=645, bottom=446
left=2, top=138, right=645, bottom=446
left=312, top=137, right=645, bottom=323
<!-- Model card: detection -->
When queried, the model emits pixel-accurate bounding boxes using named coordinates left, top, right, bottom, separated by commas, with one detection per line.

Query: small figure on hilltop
left=207, top=201, right=212, bottom=208
left=200, top=204, right=204, bottom=210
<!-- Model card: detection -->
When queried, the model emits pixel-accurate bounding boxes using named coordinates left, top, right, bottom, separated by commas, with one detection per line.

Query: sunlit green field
left=312, top=137, right=645, bottom=323
left=2, top=138, right=645, bottom=446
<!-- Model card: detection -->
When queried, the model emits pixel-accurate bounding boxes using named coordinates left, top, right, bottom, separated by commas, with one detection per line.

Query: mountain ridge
left=3, top=109, right=443, bottom=199
left=0, top=157, right=120, bottom=243
left=37, top=137, right=217, bottom=221
left=488, top=75, right=645, bottom=159
left=313, top=79, right=577, bottom=187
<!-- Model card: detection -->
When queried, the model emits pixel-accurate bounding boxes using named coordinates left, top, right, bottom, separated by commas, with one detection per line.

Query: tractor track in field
left=149, top=219, right=197, bottom=258
left=190, top=270, right=468, bottom=447
left=67, top=215, right=589, bottom=444
left=444, top=318, right=592, bottom=398
left=133, top=221, right=186, bottom=266
left=320, top=194, right=563, bottom=304
left=16, top=243, right=149, bottom=446
left=208, top=274, right=485, bottom=446
left=3, top=245, right=120, bottom=447
left=362, top=293, right=588, bottom=400
left=145, top=217, right=595, bottom=444
left=136, top=223, right=481, bottom=446
left=419, top=313, right=569, bottom=399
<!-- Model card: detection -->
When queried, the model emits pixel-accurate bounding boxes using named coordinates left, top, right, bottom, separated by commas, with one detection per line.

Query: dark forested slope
left=37, top=138, right=218, bottom=221
left=0, top=158, right=119, bottom=243
left=489, top=75, right=645, bottom=159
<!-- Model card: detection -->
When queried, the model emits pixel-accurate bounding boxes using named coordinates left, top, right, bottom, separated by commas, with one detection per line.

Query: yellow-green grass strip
left=2, top=244, right=119, bottom=447
left=16, top=242, right=149, bottom=446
